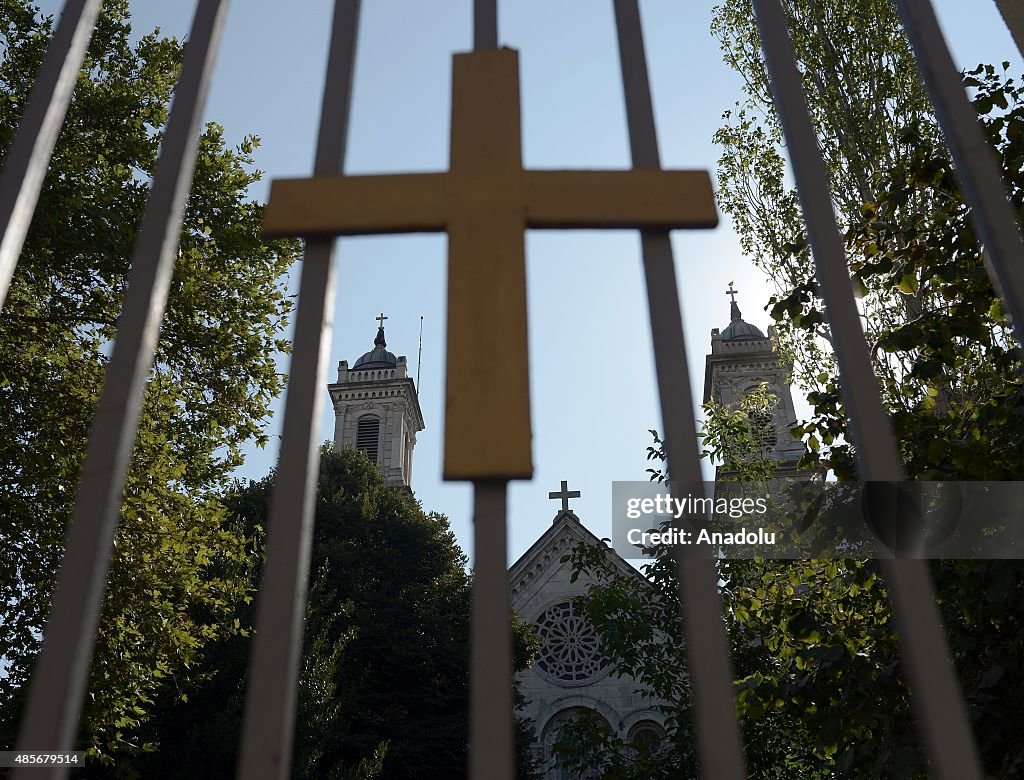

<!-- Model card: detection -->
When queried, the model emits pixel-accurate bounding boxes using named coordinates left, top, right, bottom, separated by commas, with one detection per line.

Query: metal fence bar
left=894, top=0, right=1024, bottom=343
left=465, top=4, right=514, bottom=778
left=993, top=0, right=1024, bottom=66
left=0, top=0, right=102, bottom=314
left=12, top=1, right=229, bottom=776
left=236, top=2, right=360, bottom=778
left=474, top=0, right=498, bottom=51
left=612, top=1, right=746, bottom=776
left=749, top=1, right=983, bottom=777
left=469, top=481, right=514, bottom=780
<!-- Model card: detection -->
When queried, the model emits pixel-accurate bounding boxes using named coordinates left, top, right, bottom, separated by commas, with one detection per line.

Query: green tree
left=0, top=0, right=299, bottom=764
left=821, top=63, right=1024, bottom=479
left=712, top=0, right=1023, bottom=478
left=556, top=2, right=1024, bottom=775
left=127, top=447, right=543, bottom=780
left=711, top=0, right=942, bottom=412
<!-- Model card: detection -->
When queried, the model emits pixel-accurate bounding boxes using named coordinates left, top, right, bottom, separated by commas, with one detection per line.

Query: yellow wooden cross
left=263, top=48, right=718, bottom=481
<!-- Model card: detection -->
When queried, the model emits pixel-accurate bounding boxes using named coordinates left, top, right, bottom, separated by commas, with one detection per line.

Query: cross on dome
left=354, top=312, right=396, bottom=367
left=726, top=281, right=743, bottom=321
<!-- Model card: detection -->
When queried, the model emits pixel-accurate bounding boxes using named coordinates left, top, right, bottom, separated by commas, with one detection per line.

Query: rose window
left=535, top=601, right=610, bottom=683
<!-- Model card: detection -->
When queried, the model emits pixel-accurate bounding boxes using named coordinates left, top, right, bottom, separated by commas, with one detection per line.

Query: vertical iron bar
left=469, top=481, right=514, bottom=780
left=465, top=4, right=512, bottom=777
left=235, top=2, right=360, bottom=778
left=0, top=0, right=102, bottom=314
left=893, top=0, right=1024, bottom=343
left=750, top=1, right=983, bottom=777
left=474, top=0, right=498, bottom=51
left=465, top=4, right=513, bottom=778
left=612, top=1, right=746, bottom=776
left=13, top=1, right=229, bottom=776
left=994, top=0, right=1024, bottom=81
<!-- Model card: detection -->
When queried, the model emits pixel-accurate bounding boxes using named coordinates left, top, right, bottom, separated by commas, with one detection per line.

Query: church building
left=509, top=485, right=669, bottom=776
left=330, top=293, right=801, bottom=777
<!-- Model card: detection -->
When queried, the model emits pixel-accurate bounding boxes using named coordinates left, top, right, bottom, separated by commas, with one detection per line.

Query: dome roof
left=720, top=283, right=766, bottom=340
left=721, top=318, right=766, bottom=340
left=353, top=325, right=397, bottom=368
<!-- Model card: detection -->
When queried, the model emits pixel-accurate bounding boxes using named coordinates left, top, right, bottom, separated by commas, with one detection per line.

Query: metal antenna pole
left=416, top=315, right=424, bottom=389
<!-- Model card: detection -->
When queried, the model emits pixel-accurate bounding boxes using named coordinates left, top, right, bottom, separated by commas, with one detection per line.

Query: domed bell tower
left=329, top=314, right=425, bottom=487
left=703, top=284, right=803, bottom=477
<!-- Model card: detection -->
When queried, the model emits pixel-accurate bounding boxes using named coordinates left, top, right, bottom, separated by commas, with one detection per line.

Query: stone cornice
left=327, top=376, right=425, bottom=431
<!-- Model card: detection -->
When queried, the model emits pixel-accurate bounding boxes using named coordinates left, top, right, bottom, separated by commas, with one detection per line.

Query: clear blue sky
left=43, top=1, right=1024, bottom=565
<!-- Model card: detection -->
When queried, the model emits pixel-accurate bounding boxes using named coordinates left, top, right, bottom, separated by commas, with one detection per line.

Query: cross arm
left=262, top=173, right=450, bottom=238
left=262, top=168, right=718, bottom=239
left=525, top=169, right=718, bottom=230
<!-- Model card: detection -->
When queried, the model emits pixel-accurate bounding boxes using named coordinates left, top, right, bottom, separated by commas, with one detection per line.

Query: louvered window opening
left=356, top=415, right=380, bottom=463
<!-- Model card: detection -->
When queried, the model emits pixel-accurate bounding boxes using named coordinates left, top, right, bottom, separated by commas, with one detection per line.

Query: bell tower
left=703, top=284, right=804, bottom=477
left=329, top=314, right=425, bottom=487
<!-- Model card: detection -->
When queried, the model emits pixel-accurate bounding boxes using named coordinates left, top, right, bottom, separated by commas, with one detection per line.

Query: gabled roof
left=508, top=511, right=645, bottom=588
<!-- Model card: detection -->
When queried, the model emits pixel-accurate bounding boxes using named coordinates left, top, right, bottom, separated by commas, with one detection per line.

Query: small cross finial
left=726, top=282, right=742, bottom=321
left=373, top=312, right=388, bottom=347
left=548, top=480, right=581, bottom=513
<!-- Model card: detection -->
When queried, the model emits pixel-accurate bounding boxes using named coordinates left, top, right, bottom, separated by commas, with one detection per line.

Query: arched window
left=356, top=414, right=380, bottom=462
left=628, top=720, right=666, bottom=756
left=543, top=708, right=609, bottom=780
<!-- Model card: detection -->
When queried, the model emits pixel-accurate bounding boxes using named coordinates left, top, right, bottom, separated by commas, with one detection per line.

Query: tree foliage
left=718, top=8, right=1024, bottom=771
left=125, top=447, right=543, bottom=780
left=712, top=0, right=1022, bottom=477
left=559, top=393, right=1024, bottom=775
left=712, top=0, right=940, bottom=403
left=0, top=0, right=299, bottom=762
left=705, top=8, right=1024, bottom=765
left=559, top=394, right=834, bottom=778
left=804, top=63, right=1024, bottom=478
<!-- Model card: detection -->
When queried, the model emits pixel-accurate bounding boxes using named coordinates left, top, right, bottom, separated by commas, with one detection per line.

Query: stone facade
left=329, top=323, right=425, bottom=487
left=510, top=510, right=668, bottom=778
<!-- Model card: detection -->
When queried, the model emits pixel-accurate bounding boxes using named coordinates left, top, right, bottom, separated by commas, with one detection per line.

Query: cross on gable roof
left=548, top=480, right=581, bottom=513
